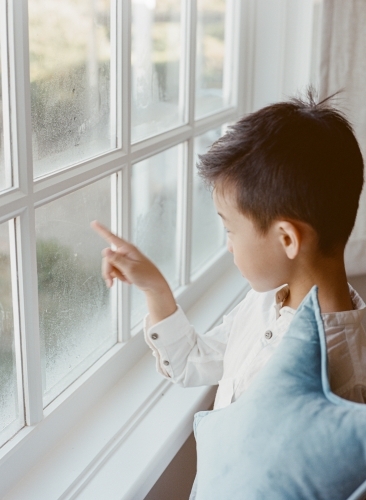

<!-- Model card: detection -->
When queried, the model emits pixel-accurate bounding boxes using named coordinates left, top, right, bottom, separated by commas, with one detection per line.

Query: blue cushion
left=193, top=287, right=366, bottom=500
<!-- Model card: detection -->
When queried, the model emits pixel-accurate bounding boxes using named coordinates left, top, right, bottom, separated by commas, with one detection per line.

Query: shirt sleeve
left=143, top=300, right=244, bottom=387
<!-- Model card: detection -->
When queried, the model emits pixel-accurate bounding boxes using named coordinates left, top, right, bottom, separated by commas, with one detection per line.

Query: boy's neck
left=283, top=250, right=353, bottom=313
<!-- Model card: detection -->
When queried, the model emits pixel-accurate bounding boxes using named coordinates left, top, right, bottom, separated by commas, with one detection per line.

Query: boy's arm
left=144, top=300, right=242, bottom=387
left=92, top=220, right=238, bottom=387
left=91, top=221, right=177, bottom=326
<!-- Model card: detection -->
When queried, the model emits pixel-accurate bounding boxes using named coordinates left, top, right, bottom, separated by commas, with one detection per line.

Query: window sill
left=2, top=264, right=249, bottom=500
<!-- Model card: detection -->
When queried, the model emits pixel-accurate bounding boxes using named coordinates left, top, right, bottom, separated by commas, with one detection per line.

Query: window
left=0, top=0, right=247, bottom=494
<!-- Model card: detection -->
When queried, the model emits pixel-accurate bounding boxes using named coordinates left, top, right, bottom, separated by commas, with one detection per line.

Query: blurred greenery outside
left=148, top=17, right=224, bottom=88
left=29, top=0, right=111, bottom=173
left=131, top=0, right=226, bottom=138
left=34, top=174, right=113, bottom=399
left=36, top=239, right=109, bottom=365
left=0, top=234, right=110, bottom=428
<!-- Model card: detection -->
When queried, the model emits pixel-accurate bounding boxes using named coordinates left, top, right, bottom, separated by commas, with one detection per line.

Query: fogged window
left=195, top=0, right=230, bottom=118
left=35, top=178, right=115, bottom=405
left=192, top=129, right=225, bottom=275
left=131, top=145, right=181, bottom=328
left=131, top=0, right=184, bottom=143
left=29, top=0, right=113, bottom=178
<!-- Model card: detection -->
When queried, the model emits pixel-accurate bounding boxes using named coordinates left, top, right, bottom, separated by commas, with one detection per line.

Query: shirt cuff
left=143, top=305, right=194, bottom=379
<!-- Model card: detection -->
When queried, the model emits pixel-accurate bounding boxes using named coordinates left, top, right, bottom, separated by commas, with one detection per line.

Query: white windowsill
left=2, top=264, right=249, bottom=500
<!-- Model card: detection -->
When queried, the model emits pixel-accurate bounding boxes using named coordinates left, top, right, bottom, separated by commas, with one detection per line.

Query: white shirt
left=144, top=285, right=366, bottom=409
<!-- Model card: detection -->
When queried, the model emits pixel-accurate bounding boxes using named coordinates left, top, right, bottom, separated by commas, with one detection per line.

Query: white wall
left=251, top=0, right=322, bottom=111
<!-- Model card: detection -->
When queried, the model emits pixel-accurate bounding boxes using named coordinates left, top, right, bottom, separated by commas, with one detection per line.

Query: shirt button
left=151, top=333, right=158, bottom=340
left=265, top=330, right=273, bottom=340
left=163, top=360, right=170, bottom=366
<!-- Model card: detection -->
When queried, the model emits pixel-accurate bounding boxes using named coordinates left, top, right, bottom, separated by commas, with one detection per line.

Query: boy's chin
left=249, top=283, right=270, bottom=293
left=246, top=278, right=286, bottom=294
left=237, top=266, right=285, bottom=293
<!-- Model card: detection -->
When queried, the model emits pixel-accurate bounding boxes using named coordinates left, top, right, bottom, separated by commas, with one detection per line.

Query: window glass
left=0, top=221, right=23, bottom=445
left=35, top=178, right=115, bottom=406
left=131, top=0, right=184, bottom=143
left=0, top=27, right=12, bottom=191
left=191, top=128, right=224, bottom=275
left=131, top=145, right=180, bottom=328
left=195, top=0, right=229, bottom=119
left=29, top=0, right=113, bottom=178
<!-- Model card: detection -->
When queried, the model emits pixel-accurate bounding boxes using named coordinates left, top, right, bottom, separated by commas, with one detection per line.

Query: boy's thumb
left=105, top=248, right=128, bottom=268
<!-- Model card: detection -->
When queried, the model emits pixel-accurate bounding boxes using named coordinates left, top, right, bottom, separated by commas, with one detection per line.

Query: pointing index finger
left=91, top=220, right=131, bottom=250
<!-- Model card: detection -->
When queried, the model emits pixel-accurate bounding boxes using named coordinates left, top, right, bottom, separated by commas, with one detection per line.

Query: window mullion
left=120, top=0, right=131, bottom=341
left=8, top=218, right=25, bottom=429
left=235, top=0, right=254, bottom=116
left=110, top=172, right=120, bottom=343
left=223, top=0, right=237, bottom=109
left=121, top=0, right=131, bottom=154
left=187, top=0, right=197, bottom=127
left=120, top=166, right=131, bottom=341
left=109, top=0, right=118, bottom=150
left=16, top=210, right=43, bottom=424
left=175, top=0, right=196, bottom=286
left=177, top=140, right=193, bottom=286
left=8, top=0, right=33, bottom=194
left=9, top=0, right=43, bottom=424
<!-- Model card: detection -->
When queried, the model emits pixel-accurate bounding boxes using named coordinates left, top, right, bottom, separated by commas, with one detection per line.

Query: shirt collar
left=274, top=285, right=290, bottom=319
left=321, top=284, right=366, bottom=328
left=273, top=283, right=366, bottom=325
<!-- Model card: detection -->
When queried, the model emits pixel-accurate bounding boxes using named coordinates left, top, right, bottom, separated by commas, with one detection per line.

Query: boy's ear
left=277, top=221, right=301, bottom=260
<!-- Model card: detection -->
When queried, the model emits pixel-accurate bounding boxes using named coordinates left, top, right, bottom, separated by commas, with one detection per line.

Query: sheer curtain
left=319, top=0, right=366, bottom=276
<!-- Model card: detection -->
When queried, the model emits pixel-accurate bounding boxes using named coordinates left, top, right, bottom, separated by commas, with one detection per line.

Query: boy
left=92, top=91, right=366, bottom=412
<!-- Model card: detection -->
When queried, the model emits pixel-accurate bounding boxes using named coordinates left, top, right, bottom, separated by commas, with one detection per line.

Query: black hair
left=197, top=89, right=364, bottom=254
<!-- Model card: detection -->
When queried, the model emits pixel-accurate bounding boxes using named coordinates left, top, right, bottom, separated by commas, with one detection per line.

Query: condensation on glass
left=195, top=0, right=230, bottom=119
left=131, top=145, right=180, bottom=328
left=35, top=178, right=116, bottom=406
left=0, top=221, right=23, bottom=446
left=131, top=0, right=184, bottom=143
left=0, top=22, right=12, bottom=191
left=29, top=0, right=113, bottom=178
left=191, top=128, right=225, bottom=275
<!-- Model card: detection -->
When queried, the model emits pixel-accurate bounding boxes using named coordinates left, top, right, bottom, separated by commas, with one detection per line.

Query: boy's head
left=198, top=91, right=364, bottom=290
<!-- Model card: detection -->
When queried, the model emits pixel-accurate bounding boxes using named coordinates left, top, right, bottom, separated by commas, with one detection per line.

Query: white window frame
left=0, top=0, right=252, bottom=497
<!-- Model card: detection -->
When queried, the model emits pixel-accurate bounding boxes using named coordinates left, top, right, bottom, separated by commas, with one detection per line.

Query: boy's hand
left=91, top=220, right=166, bottom=291
left=91, top=220, right=177, bottom=324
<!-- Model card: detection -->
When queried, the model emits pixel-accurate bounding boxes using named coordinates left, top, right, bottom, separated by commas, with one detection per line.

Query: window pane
left=0, top=221, right=23, bottom=445
left=0, top=26, right=12, bottom=191
left=131, top=0, right=184, bottom=143
left=131, top=145, right=180, bottom=328
left=191, top=129, right=224, bottom=274
left=195, top=0, right=229, bottom=119
left=29, top=0, right=113, bottom=178
left=36, top=178, right=115, bottom=406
